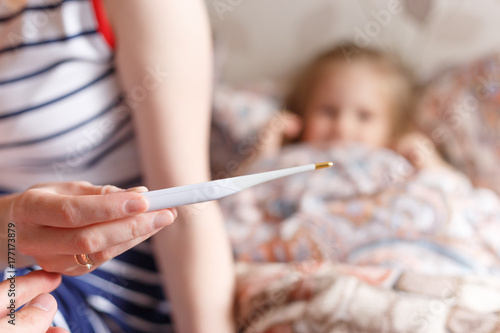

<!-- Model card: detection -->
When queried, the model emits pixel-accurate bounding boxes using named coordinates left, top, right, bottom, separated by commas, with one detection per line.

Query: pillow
left=210, top=82, right=280, bottom=179
left=417, top=53, right=500, bottom=194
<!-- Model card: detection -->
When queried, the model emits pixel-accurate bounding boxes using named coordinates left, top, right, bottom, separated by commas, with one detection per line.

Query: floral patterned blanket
left=235, top=261, right=500, bottom=333
left=220, top=144, right=500, bottom=332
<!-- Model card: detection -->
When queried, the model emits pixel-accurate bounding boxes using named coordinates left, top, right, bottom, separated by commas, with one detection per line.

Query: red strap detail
left=91, top=0, right=116, bottom=49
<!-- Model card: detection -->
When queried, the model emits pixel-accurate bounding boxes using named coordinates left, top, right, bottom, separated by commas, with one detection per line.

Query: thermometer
left=143, top=162, right=333, bottom=211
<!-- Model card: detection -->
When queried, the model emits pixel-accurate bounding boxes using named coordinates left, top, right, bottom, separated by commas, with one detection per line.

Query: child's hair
left=284, top=42, right=416, bottom=144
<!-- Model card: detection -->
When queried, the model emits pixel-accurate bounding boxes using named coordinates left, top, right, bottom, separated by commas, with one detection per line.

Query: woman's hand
left=0, top=270, right=67, bottom=332
left=7, top=181, right=176, bottom=276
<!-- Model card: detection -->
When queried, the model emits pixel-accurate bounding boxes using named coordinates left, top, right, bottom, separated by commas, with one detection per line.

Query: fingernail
left=126, top=186, right=149, bottom=193
left=125, top=198, right=147, bottom=214
left=153, top=211, right=175, bottom=229
left=27, top=294, right=55, bottom=312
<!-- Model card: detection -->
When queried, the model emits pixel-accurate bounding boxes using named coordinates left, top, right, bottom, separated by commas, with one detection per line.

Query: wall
left=207, top=0, right=500, bottom=85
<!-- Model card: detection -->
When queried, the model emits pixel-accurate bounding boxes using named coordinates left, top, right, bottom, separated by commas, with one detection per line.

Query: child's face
left=301, top=63, right=393, bottom=148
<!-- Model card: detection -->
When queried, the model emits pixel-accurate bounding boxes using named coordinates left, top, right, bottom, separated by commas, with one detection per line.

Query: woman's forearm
left=153, top=203, right=235, bottom=332
left=106, top=0, right=235, bottom=331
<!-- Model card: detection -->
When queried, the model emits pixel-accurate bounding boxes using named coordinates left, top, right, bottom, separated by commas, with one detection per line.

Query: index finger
left=14, top=189, right=150, bottom=228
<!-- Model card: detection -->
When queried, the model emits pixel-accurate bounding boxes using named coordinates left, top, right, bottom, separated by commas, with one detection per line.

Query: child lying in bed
left=218, top=44, right=500, bottom=333
left=253, top=42, right=445, bottom=170
left=221, top=43, right=500, bottom=276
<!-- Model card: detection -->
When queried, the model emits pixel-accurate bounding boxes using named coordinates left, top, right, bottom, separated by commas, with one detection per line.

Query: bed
left=209, top=52, right=500, bottom=332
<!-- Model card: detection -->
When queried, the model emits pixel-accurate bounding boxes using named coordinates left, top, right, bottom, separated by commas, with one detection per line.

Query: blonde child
left=258, top=42, right=445, bottom=169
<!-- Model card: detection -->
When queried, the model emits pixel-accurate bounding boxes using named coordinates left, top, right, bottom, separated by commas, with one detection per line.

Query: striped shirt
left=0, top=0, right=173, bottom=331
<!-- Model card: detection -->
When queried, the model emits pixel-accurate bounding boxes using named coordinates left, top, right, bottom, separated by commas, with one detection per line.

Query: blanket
left=220, top=144, right=500, bottom=332
left=235, top=261, right=500, bottom=333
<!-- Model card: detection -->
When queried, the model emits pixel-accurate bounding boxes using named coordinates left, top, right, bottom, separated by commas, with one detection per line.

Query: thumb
left=16, top=293, right=59, bottom=333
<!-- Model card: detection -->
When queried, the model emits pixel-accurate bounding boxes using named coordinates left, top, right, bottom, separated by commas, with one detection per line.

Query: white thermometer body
left=143, top=162, right=332, bottom=212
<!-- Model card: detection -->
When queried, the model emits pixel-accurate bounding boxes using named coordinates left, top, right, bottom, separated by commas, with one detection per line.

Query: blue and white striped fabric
left=0, top=0, right=173, bottom=331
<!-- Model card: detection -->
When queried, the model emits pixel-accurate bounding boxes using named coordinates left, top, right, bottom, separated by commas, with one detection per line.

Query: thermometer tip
left=315, top=162, right=333, bottom=169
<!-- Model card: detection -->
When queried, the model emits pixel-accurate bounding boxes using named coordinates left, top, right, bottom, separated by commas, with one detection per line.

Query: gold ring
left=74, top=254, right=94, bottom=270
